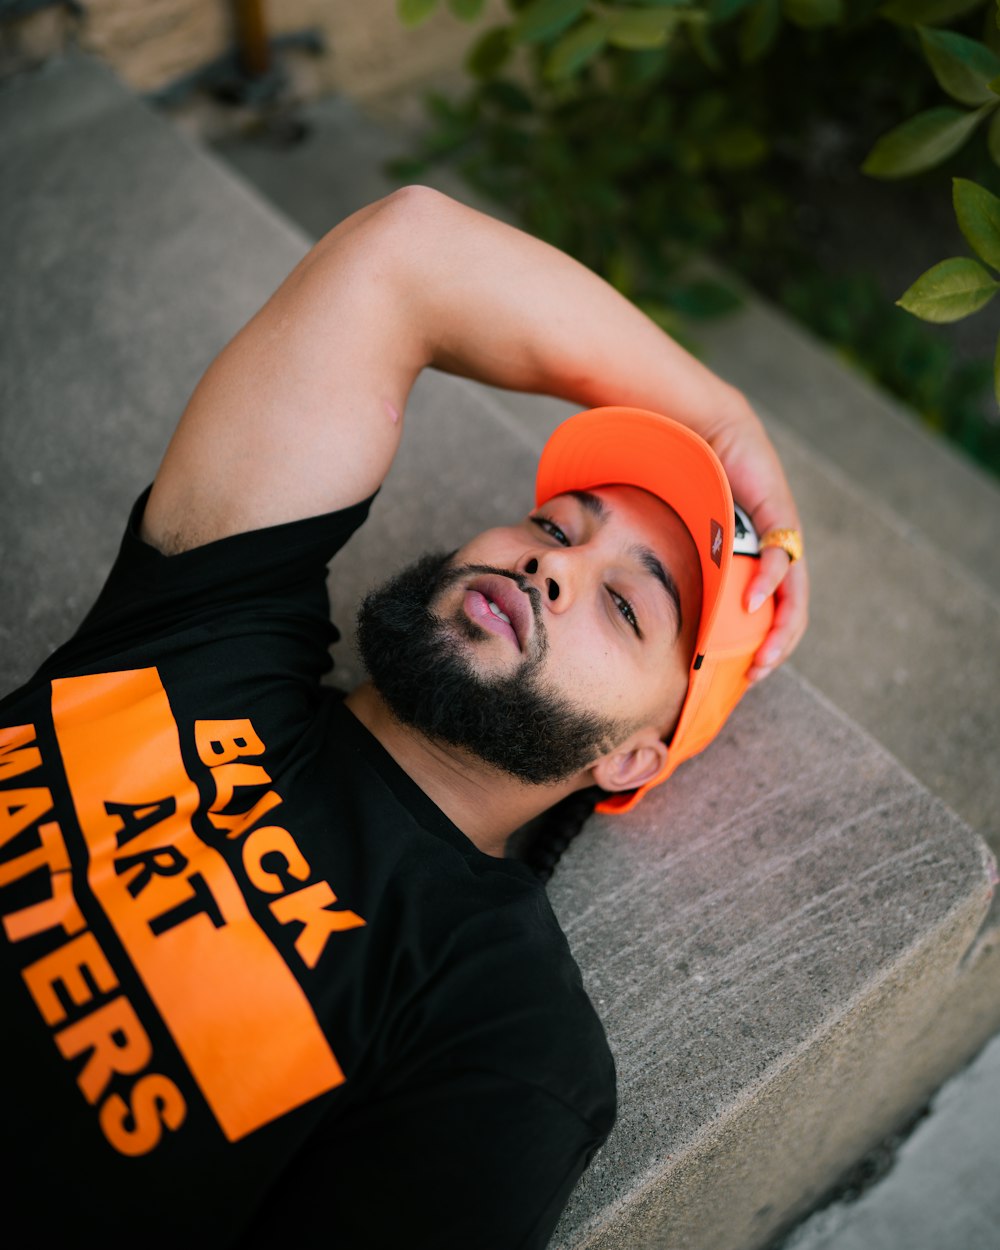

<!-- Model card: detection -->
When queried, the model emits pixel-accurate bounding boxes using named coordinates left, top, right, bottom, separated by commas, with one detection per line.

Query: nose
left=521, top=550, right=579, bottom=613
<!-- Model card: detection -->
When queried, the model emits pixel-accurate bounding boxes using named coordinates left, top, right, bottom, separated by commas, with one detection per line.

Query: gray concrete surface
left=209, top=91, right=504, bottom=241
left=3, top=47, right=999, bottom=1250
left=0, top=56, right=312, bottom=685
left=779, top=1028, right=1000, bottom=1250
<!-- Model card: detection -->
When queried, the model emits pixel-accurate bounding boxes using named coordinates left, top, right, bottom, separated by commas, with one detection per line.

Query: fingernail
left=758, top=646, right=779, bottom=666
left=748, top=592, right=766, bottom=614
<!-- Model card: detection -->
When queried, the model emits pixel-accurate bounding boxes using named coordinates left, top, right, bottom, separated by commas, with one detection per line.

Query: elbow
left=370, top=184, right=465, bottom=257
left=309, top=183, right=459, bottom=274
left=379, top=182, right=456, bottom=216
left=341, top=183, right=459, bottom=246
left=299, top=183, right=457, bottom=294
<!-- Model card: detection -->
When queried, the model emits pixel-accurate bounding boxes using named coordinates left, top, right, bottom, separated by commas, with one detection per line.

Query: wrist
left=700, top=383, right=758, bottom=443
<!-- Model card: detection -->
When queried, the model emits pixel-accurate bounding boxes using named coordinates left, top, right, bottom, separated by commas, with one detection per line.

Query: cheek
left=541, top=626, right=638, bottom=714
left=650, top=657, right=693, bottom=735
left=452, top=528, right=524, bottom=569
left=578, top=646, right=689, bottom=729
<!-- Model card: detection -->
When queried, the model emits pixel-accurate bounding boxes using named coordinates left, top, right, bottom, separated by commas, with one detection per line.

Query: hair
left=508, top=785, right=606, bottom=884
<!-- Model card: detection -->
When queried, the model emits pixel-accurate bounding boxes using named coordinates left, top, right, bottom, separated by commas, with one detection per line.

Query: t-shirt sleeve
left=29, top=485, right=376, bottom=684
left=239, top=1064, right=613, bottom=1250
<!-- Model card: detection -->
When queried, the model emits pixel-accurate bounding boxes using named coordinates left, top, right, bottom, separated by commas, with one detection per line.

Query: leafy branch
left=393, top=0, right=1000, bottom=474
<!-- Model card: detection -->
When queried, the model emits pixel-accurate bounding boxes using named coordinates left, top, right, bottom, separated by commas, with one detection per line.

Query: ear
left=588, top=727, right=668, bottom=795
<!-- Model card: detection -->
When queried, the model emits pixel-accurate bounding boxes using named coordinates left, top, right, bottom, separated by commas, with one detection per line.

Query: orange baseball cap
left=535, top=406, right=775, bottom=814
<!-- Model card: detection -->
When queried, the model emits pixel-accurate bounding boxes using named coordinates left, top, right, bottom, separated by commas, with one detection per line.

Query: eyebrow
left=569, top=491, right=683, bottom=637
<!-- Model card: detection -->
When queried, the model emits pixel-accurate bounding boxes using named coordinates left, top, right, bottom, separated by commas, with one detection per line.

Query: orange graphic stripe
left=51, top=669, right=344, bottom=1141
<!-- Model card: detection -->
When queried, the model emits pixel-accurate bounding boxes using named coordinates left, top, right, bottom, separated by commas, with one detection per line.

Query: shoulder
left=415, top=872, right=618, bottom=1128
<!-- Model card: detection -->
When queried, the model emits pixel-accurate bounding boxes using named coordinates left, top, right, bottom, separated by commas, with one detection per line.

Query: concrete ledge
left=2, top=49, right=997, bottom=1250
left=0, top=54, right=312, bottom=689
left=546, top=675, right=993, bottom=1249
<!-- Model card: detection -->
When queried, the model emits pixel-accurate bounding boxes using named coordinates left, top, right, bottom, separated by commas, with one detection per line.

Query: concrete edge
left=568, top=846, right=998, bottom=1249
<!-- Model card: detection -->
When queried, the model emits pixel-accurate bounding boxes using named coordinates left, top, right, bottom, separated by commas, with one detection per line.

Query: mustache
left=435, top=561, right=545, bottom=646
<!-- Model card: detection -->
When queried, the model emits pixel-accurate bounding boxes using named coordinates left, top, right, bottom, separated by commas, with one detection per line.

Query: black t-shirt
left=0, top=489, right=616, bottom=1249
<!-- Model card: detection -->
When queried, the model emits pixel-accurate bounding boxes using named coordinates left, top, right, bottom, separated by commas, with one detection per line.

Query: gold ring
left=759, top=527, right=803, bottom=563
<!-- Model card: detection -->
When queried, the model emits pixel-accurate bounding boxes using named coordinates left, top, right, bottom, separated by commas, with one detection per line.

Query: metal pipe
left=232, top=0, right=270, bottom=78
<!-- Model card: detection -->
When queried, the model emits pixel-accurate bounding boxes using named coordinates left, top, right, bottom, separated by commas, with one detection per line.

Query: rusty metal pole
left=232, top=0, right=270, bottom=79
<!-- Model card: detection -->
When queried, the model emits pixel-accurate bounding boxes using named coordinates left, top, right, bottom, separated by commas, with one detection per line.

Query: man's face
left=356, top=485, right=702, bottom=788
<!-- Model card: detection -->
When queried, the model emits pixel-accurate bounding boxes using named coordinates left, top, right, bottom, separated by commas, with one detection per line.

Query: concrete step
left=1, top=48, right=997, bottom=1250
left=776, top=1029, right=1000, bottom=1250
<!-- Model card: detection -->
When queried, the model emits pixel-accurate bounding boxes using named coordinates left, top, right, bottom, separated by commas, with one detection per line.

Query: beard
left=355, top=551, right=630, bottom=786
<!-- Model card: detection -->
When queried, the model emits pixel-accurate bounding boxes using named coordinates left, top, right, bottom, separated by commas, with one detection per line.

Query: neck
left=343, top=681, right=583, bottom=859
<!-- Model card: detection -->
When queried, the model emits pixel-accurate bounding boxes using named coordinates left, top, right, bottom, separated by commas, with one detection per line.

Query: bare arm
left=144, top=185, right=805, bottom=673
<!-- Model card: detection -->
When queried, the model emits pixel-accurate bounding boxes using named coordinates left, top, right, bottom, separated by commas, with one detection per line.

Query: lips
left=463, top=575, right=533, bottom=651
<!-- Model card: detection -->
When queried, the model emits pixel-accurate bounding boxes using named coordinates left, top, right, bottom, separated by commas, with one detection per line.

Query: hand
left=705, top=401, right=809, bottom=682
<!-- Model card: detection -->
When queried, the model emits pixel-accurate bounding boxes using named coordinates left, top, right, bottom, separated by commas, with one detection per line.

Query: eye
left=530, top=515, right=570, bottom=546
left=609, top=588, right=641, bottom=638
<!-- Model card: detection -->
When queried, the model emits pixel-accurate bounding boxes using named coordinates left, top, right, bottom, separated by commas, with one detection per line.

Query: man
left=0, top=186, right=807, bottom=1247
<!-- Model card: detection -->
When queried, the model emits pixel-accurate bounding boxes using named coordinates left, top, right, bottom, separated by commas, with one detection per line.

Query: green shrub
left=393, top=0, right=1000, bottom=478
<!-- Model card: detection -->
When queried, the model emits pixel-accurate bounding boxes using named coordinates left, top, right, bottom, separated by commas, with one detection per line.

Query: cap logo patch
left=710, top=520, right=723, bottom=568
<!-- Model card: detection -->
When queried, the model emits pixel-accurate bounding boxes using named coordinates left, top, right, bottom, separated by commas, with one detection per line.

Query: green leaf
left=607, top=7, right=679, bottom=47
left=398, top=0, right=440, bottom=26
left=385, top=156, right=430, bottom=179
left=782, top=0, right=843, bottom=29
left=448, top=0, right=487, bottom=16
left=879, top=0, right=984, bottom=26
left=480, top=78, right=535, bottom=111
left=466, top=26, right=514, bottom=76
left=513, top=0, right=590, bottom=43
left=896, top=256, right=1000, bottom=321
left=635, top=298, right=699, bottom=351
left=983, top=1, right=1000, bottom=56
left=664, top=278, right=744, bottom=316
left=688, top=19, right=724, bottom=69
left=687, top=87, right=728, bottom=130
left=707, top=0, right=759, bottom=21
left=989, top=106, right=1000, bottom=163
left=709, top=124, right=769, bottom=167
left=615, top=45, right=670, bottom=87
left=545, top=16, right=609, bottom=77
left=953, top=177, right=1000, bottom=270
left=740, top=0, right=781, bottom=61
left=918, top=27, right=1000, bottom=105
left=606, top=248, right=635, bottom=296
left=994, top=328, right=1000, bottom=409
left=862, top=104, right=995, bottom=177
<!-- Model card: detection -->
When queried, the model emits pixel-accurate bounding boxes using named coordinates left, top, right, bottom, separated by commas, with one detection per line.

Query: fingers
left=747, top=557, right=809, bottom=683
left=703, top=406, right=809, bottom=681
left=746, top=546, right=794, bottom=615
